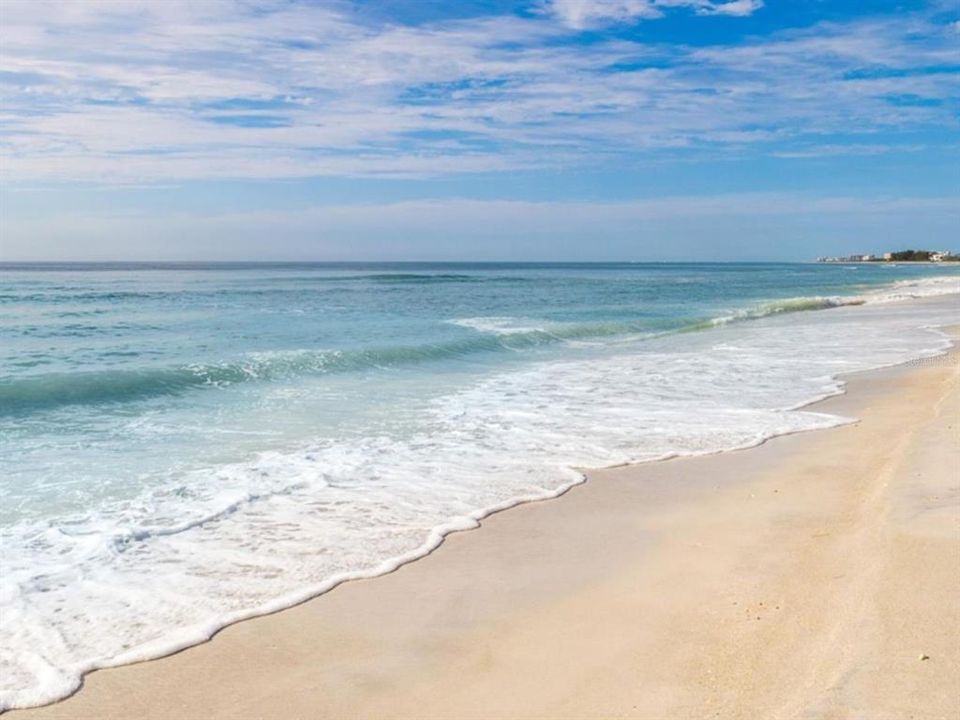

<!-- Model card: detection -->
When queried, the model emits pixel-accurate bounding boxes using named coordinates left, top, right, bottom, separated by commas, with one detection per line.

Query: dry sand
left=13, top=334, right=960, bottom=720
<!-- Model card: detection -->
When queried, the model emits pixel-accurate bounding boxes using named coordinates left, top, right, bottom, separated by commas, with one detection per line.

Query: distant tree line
left=889, top=249, right=933, bottom=261
left=820, top=249, right=959, bottom=263
left=885, top=249, right=960, bottom=261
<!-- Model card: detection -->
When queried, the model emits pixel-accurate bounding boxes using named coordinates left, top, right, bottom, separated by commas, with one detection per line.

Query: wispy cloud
left=0, top=1, right=956, bottom=183
left=705, top=1, right=763, bottom=17
left=545, top=0, right=664, bottom=28
left=769, top=143, right=929, bottom=159
left=545, top=0, right=763, bottom=28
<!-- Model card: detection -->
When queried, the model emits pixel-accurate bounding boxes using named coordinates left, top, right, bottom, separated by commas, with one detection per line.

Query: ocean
left=1, top=261, right=958, bottom=709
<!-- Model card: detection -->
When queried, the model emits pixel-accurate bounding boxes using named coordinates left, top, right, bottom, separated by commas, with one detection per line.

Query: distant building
left=816, top=254, right=870, bottom=263
left=819, top=249, right=955, bottom=263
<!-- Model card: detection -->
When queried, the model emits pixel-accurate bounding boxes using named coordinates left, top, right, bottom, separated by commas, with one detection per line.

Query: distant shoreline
left=817, top=260, right=960, bottom=265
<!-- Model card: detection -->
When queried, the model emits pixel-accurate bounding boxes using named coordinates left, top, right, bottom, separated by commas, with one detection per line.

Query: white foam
left=864, top=275, right=960, bottom=302
left=1, top=291, right=958, bottom=711
left=446, top=316, right=556, bottom=335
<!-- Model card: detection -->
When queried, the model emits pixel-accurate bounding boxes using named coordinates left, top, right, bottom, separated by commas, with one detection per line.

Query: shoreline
left=816, top=261, right=960, bottom=265
left=9, top=327, right=960, bottom=719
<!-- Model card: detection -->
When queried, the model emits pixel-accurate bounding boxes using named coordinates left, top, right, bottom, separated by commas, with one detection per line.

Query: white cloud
left=546, top=0, right=663, bottom=29
left=545, top=0, right=763, bottom=27
left=0, top=1, right=955, bottom=183
left=769, top=143, right=928, bottom=159
left=704, top=1, right=763, bottom=17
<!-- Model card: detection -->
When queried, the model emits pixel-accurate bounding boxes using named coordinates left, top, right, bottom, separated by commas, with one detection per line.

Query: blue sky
left=1, top=0, right=958, bottom=260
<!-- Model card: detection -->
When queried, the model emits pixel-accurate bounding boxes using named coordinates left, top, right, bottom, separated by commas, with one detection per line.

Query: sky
left=0, top=0, right=958, bottom=261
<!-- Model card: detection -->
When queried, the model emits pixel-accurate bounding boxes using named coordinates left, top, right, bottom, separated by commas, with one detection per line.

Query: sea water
left=1, top=261, right=958, bottom=708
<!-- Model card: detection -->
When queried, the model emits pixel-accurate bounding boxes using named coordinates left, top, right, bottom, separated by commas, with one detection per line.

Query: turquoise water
left=1, top=261, right=958, bottom=708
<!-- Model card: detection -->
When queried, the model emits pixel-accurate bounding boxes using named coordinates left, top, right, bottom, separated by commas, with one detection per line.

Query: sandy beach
left=12, top=332, right=959, bottom=720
